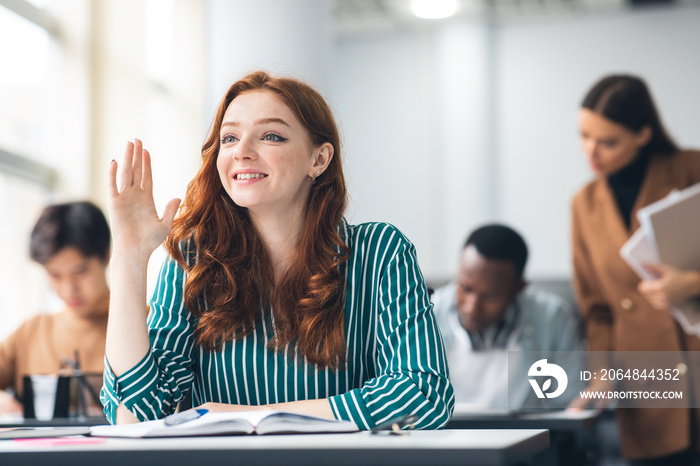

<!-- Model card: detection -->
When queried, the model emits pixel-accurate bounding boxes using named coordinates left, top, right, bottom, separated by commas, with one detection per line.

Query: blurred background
left=2, top=0, right=700, bottom=341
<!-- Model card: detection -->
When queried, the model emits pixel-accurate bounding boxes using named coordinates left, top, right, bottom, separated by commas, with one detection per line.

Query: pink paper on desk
left=14, top=437, right=105, bottom=446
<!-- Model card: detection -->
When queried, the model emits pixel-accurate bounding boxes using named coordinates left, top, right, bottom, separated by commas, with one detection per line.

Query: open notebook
left=89, top=410, right=359, bottom=438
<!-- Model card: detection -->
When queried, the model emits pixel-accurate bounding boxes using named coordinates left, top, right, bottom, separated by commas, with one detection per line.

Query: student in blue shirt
left=432, top=224, right=582, bottom=409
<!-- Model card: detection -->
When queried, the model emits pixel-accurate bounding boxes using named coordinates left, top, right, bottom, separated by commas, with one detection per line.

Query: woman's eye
left=221, top=135, right=237, bottom=144
left=263, top=133, right=286, bottom=142
left=601, top=140, right=618, bottom=149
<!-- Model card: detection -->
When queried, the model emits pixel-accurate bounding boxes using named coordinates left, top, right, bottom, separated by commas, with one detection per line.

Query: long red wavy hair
left=165, top=71, right=350, bottom=369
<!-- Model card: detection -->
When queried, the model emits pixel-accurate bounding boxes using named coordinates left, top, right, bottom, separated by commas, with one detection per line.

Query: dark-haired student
left=432, top=224, right=581, bottom=409
left=569, top=74, right=700, bottom=465
left=0, top=201, right=111, bottom=415
left=101, top=71, right=454, bottom=429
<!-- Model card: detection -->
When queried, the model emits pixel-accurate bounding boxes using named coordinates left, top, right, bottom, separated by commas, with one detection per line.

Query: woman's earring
left=312, top=170, right=321, bottom=184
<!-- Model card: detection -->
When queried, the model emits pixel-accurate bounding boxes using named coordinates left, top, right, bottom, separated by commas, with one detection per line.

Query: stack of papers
left=620, top=182, right=700, bottom=334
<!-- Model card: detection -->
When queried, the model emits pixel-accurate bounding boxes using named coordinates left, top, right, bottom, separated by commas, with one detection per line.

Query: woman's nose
left=582, top=139, right=598, bottom=158
left=233, top=137, right=257, bottom=160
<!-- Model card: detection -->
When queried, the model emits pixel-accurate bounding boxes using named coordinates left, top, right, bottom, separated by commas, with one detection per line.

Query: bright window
left=0, top=1, right=57, bottom=341
left=0, top=5, right=51, bottom=161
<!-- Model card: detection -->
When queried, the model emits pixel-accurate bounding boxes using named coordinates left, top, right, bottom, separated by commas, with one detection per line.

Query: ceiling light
left=411, top=0, right=458, bottom=19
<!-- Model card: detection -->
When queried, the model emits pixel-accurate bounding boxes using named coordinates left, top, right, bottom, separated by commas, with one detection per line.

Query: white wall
left=206, top=0, right=334, bottom=116
left=333, top=4, right=700, bottom=283
left=332, top=20, right=492, bottom=282
left=497, top=5, right=700, bottom=278
left=331, top=30, right=439, bottom=278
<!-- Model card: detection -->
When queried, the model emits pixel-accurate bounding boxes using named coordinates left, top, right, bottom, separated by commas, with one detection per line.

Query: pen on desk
left=163, top=408, right=209, bottom=426
left=370, top=413, right=418, bottom=434
left=62, top=353, right=102, bottom=407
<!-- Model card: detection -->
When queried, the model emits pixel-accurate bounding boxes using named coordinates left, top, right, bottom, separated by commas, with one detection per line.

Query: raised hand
left=107, top=139, right=181, bottom=259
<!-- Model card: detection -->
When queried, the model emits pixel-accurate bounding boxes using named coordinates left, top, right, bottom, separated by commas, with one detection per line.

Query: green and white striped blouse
left=101, top=221, right=454, bottom=429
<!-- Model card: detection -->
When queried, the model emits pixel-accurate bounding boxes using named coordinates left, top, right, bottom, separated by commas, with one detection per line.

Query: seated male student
left=432, top=224, right=582, bottom=410
left=0, top=201, right=111, bottom=417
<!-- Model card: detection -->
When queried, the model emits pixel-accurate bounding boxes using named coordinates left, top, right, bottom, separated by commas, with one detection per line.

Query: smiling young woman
left=167, top=78, right=346, bottom=367
left=102, top=71, right=454, bottom=431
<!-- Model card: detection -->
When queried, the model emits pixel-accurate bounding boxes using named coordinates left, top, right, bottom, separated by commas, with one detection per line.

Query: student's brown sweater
left=0, top=309, right=108, bottom=399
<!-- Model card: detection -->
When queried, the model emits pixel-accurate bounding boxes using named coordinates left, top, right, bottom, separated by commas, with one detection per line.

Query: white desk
left=446, top=409, right=601, bottom=466
left=0, top=429, right=549, bottom=466
left=447, top=408, right=600, bottom=431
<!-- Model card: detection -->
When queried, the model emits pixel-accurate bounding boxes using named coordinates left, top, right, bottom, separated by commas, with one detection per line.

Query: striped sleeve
left=100, top=253, right=197, bottom=423
left=328, top=225, right=455, bottom=429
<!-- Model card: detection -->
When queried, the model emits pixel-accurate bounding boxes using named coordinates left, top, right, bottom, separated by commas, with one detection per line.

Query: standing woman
left=101, top=71, right=454, bottom=430
left=570, top=75, right=700, bottom=464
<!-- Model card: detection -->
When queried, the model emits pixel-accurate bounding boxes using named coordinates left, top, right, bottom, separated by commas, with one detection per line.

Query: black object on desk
left=447, top=408, right=600, bottom=430
left=22, top=375, right=70, bottom=419
left=62, top=352, right=103, bottom=415
left=22, top=374, right=106, bottom=421
left=0, top=425, right=92, bottom=439
left=0, top=417, right=109, bottom=428
left=21, top=375, right=35, bottom=419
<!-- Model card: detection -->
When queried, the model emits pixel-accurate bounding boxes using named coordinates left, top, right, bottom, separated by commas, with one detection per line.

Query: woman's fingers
left=108, top=159, right=119, bottom=198
left=114, top=140, right=154, bottom=194
left=161, top=198, right=182, bottom=229
left=641, top=262, right=663, bottom=277
left=142, top=149, right=153, bottom=192
left=119, top=141, right=134, bottom=190
left=132, top=139, right=143, bottom=187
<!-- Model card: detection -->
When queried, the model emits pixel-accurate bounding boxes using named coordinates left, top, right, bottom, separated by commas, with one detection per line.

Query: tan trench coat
left=572, top=150, right=700, bottom=459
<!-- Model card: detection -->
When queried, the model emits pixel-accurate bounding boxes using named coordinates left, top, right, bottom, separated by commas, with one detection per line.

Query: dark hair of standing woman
left=165, top=71, right=350, bottom=369
left=581, top=74, right=679, bottom=155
